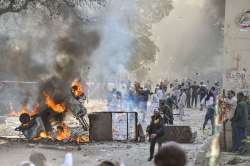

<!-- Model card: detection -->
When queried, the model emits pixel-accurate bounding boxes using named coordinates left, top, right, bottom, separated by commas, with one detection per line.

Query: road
left=0, top=108, right=214, bottom=166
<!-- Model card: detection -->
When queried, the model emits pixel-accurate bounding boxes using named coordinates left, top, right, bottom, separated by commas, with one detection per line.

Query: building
left=224, top=0, right=250, bottom=70
left=223, top=0, right=250, bottom=91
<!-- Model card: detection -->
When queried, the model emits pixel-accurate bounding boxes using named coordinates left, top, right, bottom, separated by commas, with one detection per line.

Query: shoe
left=148, top=156, right=153, bottom=161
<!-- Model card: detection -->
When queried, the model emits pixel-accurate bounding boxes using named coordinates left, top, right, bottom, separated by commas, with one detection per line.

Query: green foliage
left=130, top=0, right=173, bottom=77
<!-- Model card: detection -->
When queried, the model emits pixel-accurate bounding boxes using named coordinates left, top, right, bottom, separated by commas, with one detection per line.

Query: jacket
left=147, top=114, right=164, bottom=138
left=232, top=101, right=249, bottom=128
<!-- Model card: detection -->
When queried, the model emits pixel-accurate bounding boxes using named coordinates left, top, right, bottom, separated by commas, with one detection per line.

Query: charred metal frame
left=89, top=111, right=138, bottom=142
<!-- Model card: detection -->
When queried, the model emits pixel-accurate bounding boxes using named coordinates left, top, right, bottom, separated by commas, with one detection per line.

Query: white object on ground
left=62, top=153, right=73, bottom=166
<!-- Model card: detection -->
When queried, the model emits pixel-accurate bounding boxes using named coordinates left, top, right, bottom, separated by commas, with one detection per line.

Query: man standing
left=231, top=92, right=249, bottom=154
left=199, top=82, right=208, bottom=111
left=141, top=86, right=151, bottom=122
left=178, top=89, right=187, bottom=121
left=203, top=90, right=216, bottom=135
left=165, top=94, right=178, bottom=125
left=186, top=82, right=192, bottom=108
left=191, top=81, right=199, bottom=108
left=225, top=90, right=237, bottom=151
left=147, top=110, right=164, bottom=161
left=159, top=99, right=170, bottom=124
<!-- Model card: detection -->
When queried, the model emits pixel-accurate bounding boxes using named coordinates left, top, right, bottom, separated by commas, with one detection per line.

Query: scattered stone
left=77, top=146, right=81, bottom=151
left=227, top=157, right=245, bottom=165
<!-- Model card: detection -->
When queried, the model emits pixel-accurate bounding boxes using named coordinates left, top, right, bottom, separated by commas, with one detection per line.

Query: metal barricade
left=88, top=112, right=138, bottom=142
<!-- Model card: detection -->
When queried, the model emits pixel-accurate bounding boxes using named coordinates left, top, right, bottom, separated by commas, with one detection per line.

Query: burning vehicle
left=15, top=79, right=89, bottom=143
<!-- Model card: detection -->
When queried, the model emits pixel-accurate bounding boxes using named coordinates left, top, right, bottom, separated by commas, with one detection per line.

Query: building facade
left=224, top=0, right=250, bottom=70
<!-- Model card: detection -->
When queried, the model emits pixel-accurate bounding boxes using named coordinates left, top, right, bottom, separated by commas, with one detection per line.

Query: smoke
left=151, top=0, right=225, bottom=80
left=89, top=0, right=137, bottom=82
left=0, top=3, right=100, bottom=113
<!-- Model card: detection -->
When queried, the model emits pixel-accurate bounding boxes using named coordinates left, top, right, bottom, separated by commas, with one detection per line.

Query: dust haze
left=150, top=0, right=225, bottom=81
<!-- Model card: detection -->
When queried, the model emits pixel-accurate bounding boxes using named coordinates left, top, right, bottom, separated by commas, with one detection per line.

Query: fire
left=56, top=123, right=71, bottom=141
left=30, top=104, right=40, bottom=117
left=71, top=79, right=84, bottom=97
left=20, top=104, right=29, bottom=114
left=14, top=86, right=89, bottom=143
left=76, top=135, right=89, bottom=143
left=43, top=92, right=65, bottom=113
left=8, top=103, right=40, bottom=117
left=40, top=131, right=51, bottom=139
left=8, top=111, right=19, bottom=117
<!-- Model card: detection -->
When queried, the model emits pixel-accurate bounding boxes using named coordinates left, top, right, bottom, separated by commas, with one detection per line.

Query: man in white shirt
left=178, top=89, right=187, bottom=121
left=225, top=90, right=237, bottom=120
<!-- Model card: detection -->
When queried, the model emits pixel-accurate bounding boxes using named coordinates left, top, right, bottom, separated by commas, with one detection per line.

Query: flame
left=40, top=131, right=51, bottom=138
left=76, top=135, right=89, bottom=143
left=20, top=104, right=29, bottom=114
left=71, top=79, right=84, bottom=97
left=43, top=92, right=65, bottom=113
left=30, top=104, right=40, bottom=117
left=56, top=123, right=71, bottom=141
left=14, top=90, right=89, bottom=143
left=9, top=103, right=40, bottom=117
left=8, top=111, right=19, bottom=117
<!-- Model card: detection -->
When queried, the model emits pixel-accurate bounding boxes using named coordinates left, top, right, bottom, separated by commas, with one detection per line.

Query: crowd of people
left=106, top=79, right=224, bottom=162
left=220, top=90, right=250, bottom=154
left=106, top=78, right=250, bottom=157
left=106, top=79, right=221, bottom=124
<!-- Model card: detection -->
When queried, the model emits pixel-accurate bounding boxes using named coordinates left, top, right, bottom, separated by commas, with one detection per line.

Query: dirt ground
left=0, top=108, right=213, bottom=166
left=220, top=152, right=250, bottom=166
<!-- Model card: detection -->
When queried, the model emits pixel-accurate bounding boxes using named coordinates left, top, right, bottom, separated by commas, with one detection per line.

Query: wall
left=224, top=0, right=250, bottom=70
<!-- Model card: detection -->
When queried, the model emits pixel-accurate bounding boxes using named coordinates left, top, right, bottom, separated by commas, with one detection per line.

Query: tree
left=0, top=0, right=173, bottom=81
left=0, top=0, right=107, bottom=17
left=130, top=0, right=173, bottom=78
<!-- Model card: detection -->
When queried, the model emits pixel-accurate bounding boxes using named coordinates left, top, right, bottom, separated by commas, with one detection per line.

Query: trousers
left=234, top=127, right=246, bottom=151
left=150, top=137, right=162, bottom=158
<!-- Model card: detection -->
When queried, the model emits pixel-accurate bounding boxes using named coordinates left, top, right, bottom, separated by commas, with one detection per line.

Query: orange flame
left=76, top=135, right=89, bottom=143
left=8, top=111, right=19, bottom=117
left=43, top=92, right=65, bottom=113
left=56, top=123, right=71, bottom=141
left=20, top=104, right=29, bottom=115
left=30, top=104, right=40, bottom=117
left=71, top=79, right=84, bottom=97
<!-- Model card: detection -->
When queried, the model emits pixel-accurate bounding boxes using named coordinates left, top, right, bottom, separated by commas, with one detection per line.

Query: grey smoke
left=0, top=3, right=100, bottom=113
left=151, top=0, right=225, bottom=81
left=89, top=0, right=136, bottom=82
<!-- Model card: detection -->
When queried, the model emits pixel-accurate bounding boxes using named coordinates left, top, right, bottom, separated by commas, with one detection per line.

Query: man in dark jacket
left=186, top=82, right=192, bottom=108
left=159, top=99, right=171, bottom=124
left=165, top=94, right=178, bottom=124
left=231, top=92, right=249, bottom=153
left=199, top=82, right=208, bottom=111
left=147, top=110, right=164, bottom=161
left=191, top=81, right=199, bottom=108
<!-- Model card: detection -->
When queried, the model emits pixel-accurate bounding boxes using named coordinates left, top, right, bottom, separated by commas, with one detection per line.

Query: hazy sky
left=149, top=0, right=224, bottom=81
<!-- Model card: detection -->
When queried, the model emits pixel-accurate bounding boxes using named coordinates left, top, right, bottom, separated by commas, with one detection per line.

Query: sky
left=149, top=0, right=224, bottom=81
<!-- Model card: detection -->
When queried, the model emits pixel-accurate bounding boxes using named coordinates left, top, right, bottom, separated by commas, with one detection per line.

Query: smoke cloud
left=0, top=4, right=100, bottom=113
left=151, top=0, right=225, bottom=81
left=89, top=0, right=137, bottom=82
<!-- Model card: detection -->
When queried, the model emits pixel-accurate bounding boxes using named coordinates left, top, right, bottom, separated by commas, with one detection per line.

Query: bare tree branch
left=0, top=0, right=107, bottom=16
left=0, top=0, right=32, bottom=15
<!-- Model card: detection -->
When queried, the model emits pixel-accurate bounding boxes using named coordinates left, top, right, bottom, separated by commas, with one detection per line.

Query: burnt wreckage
left=15, top=81, right=89, bottom=141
